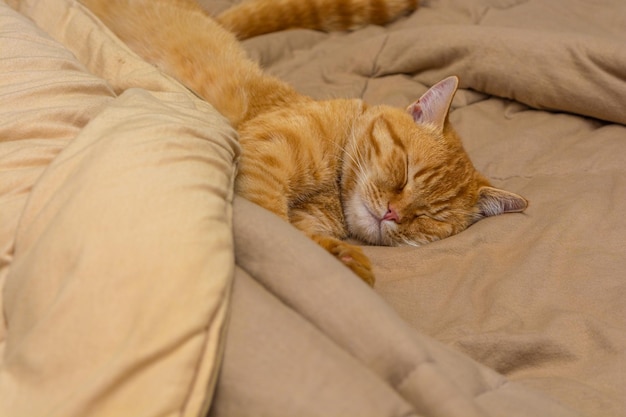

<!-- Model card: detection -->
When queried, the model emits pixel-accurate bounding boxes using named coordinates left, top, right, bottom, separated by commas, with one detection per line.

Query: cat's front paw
left=314, top=235, right=375, bottom=286
left=336, top=245, right=376, bottom=287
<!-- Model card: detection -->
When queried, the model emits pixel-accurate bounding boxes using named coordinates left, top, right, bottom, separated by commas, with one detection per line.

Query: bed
left=1, top=0, right=624, bottom=416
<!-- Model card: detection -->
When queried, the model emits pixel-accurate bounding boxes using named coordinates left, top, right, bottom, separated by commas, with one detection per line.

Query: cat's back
left=82, top=0, right=243, bottom=65
left=81, top=0, right=279, bottom=126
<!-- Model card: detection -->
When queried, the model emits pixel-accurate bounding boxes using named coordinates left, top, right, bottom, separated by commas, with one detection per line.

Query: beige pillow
left=0, top=2, right=238, bottom=416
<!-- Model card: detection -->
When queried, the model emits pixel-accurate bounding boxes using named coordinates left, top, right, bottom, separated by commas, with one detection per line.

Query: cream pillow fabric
left=1, top=1, right=238, bottom=416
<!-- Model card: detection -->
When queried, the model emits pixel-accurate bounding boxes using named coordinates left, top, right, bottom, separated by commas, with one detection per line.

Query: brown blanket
left=1, top=0, right=624, bottom=416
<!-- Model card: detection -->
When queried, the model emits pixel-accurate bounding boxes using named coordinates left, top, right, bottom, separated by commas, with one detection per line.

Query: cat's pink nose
left=382, top=205, right=400, bottom=223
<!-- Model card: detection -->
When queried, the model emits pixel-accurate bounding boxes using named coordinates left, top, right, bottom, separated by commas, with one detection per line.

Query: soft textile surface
left=1, top=0, right=625, bottom=416
left=1, top=1, right=237, bottom=416
left=212, top=197, right=581, bottom=417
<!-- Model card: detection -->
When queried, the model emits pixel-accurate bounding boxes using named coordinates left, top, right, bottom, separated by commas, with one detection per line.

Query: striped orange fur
left=217, top=0, right=419, bottom=39
left=81, top=0, right=527, bottom=285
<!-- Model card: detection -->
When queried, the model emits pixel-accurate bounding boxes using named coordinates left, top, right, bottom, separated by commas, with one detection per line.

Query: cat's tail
left=217, top=0, right=418, bottom=40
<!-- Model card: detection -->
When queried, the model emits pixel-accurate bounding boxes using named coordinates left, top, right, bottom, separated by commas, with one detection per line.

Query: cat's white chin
left=345, top=193, right=394, bottom=246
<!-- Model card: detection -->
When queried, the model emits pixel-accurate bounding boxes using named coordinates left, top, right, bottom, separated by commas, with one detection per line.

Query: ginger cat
left=82, top=0, right=528, bottom=285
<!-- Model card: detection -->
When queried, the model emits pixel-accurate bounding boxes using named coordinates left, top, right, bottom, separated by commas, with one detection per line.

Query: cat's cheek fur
left=345, top=192, right=384, bottom=245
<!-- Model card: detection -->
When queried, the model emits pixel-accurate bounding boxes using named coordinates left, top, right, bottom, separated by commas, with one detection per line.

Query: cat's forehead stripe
left=414, top=162, right=446, bottom=186
left=367, top=120, right=382, bottom=156
left=381, top=117, right=406, bottom=151
left=368, top=115, right=407, bottom=152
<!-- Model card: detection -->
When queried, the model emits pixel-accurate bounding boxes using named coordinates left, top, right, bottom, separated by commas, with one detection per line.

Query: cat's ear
left=406, top=76, right=459, bottom=133
left=477, top=186, right=528, bottom=217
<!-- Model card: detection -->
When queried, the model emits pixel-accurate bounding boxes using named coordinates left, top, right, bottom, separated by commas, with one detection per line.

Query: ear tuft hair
left=477, top=186, right=528, bottom=217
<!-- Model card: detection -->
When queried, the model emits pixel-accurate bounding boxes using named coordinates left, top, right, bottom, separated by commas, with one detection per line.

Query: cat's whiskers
left=400, top=236, right=422, bottom=247
left=337, top=141, right=369, bottom=189
left=350, top=141, right=372, bottom=191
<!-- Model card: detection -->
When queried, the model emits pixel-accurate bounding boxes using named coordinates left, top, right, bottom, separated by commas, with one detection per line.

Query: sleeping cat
left=82, top=0, right=528, bottom=285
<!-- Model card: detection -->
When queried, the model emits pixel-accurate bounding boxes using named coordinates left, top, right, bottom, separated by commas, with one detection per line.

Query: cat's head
left=342, top=76, right=527, bottom=246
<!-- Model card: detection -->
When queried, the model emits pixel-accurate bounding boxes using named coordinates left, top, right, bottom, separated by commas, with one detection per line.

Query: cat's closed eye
left=397, top=157, right=409, bottom=191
